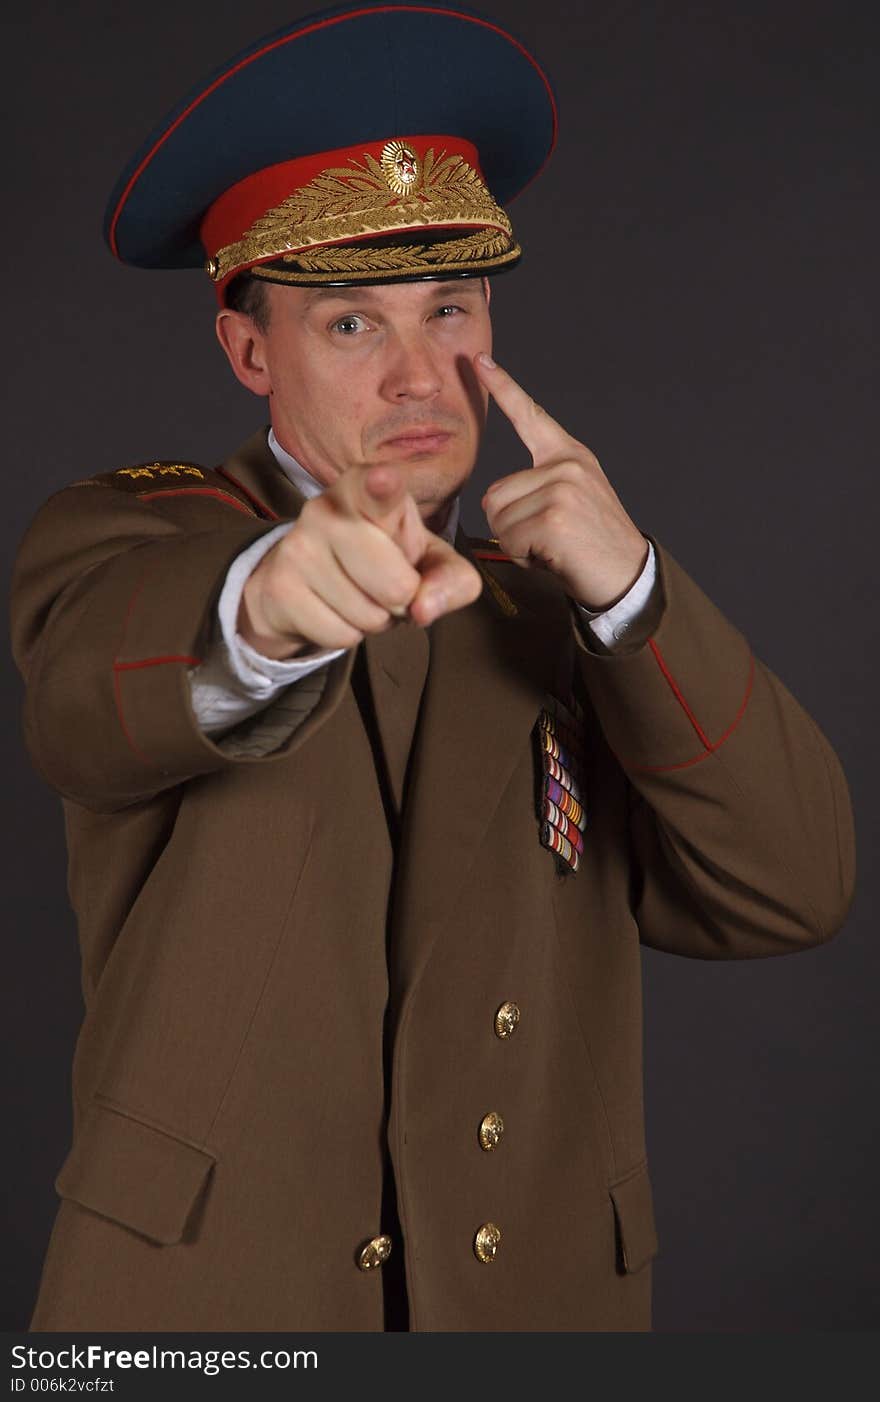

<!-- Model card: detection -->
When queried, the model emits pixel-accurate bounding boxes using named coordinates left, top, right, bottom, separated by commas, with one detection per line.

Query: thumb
left=348, top=464, right=409, bottom=532
left=343, top=463, right=426, bottom=566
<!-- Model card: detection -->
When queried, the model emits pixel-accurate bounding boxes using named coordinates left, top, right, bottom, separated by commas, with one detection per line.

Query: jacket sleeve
left=574, top=538, right=856, bottom=958
left=9, top=478, right=353, bottom=813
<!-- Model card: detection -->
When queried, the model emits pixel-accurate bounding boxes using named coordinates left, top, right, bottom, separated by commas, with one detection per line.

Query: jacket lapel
left=389, top=541, right=572, bottom=1001
left=362, top=625, right=430, bottom=815
left=217, top=428, right=306, bottom=521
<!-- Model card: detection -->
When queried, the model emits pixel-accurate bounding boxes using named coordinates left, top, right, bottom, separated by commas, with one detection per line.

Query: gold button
left=494, top=1001, right=520, bottom=1038
left=474, top=1222, right=502, bottom=1263
left=357, top=1234, right=393, bottom=1271
left=478, top=1111, right=505, bottom=1151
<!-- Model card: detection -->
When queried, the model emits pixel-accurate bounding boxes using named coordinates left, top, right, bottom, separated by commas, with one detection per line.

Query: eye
left=433, top=304, right=463, bottom=319
left=330, top=313, right=370, bottom=336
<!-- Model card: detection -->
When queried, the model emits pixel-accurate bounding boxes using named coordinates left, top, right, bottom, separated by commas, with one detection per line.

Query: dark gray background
left=3, top=0, right=877, bottom=1331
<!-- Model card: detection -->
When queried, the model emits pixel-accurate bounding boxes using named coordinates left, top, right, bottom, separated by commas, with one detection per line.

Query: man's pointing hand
left=475, top=353, right=648, bottom=610
left=239, top=459, right=482, bottom=660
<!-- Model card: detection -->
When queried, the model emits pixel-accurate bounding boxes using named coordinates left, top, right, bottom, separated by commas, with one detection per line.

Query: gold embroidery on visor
left=249, top=228, right=520, bottom=285
left=209, top=148, right=514, bottom=284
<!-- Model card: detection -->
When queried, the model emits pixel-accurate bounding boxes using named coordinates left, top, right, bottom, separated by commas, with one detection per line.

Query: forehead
left=274, top=277, right=489, bottom=317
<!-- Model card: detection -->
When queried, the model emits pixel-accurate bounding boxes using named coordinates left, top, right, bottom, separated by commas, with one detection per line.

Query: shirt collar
left=267, top=427, right=461, bottom=547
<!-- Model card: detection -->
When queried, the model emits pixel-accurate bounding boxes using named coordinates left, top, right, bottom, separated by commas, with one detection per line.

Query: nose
left=379, top=330, right=443, bottom=403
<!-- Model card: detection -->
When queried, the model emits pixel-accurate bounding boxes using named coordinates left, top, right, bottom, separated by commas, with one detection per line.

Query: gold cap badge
left=380, top=139, right=421, bottom=194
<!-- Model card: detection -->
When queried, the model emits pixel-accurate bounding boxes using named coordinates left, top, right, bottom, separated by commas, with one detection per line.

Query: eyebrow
left=301, top=287, right=376, bottom=310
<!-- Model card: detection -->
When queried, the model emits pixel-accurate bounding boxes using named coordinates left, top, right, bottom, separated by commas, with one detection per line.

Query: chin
left=408, top=456, right=472, bottom=511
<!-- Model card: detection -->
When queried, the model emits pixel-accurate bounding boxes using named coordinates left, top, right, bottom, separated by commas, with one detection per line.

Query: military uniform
left=11, top=428, right=854, bottom=1330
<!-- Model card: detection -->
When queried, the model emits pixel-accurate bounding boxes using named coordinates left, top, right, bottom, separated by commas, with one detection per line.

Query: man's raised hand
left=238, top=460, right=482, bottom=660
left=474, top=353, right=648, bottom=610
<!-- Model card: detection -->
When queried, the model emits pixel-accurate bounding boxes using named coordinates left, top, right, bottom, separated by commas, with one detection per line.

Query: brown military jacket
left=10, top=429, right=855, bottom=1332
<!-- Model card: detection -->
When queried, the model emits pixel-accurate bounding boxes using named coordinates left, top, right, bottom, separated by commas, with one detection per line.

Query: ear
left=215, top=309, right=271, bottom=397
left=482, top=275, right=491, bottom=308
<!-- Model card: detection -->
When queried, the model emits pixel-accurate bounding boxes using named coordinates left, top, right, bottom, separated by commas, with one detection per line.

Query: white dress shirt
left=189, top=430, right=658, bottom=736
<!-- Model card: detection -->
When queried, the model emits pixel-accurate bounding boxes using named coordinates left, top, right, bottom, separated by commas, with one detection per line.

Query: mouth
left=380, top=427, right=454, bottom=456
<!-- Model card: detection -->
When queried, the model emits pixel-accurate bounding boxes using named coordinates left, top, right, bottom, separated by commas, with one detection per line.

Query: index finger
left=473, top=353, right=566, bottom=462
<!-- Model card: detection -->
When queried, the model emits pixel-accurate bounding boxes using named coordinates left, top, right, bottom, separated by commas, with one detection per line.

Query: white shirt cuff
left=574, top=539, right=657, bottom=650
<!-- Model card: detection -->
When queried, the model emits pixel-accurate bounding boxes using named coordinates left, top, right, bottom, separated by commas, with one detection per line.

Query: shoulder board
left=82, top=461, right=260, bottom=518
left=466, top=537, right=519, bottom=617
left=467, top=535, right=513, bottom=562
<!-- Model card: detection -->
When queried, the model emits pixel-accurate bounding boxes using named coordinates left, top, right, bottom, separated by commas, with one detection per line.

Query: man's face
left=232, top=277, right=492, bottom=524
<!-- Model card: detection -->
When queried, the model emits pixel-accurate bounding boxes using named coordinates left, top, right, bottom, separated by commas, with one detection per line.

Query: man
left=11, top=3, right=855, bottom=1333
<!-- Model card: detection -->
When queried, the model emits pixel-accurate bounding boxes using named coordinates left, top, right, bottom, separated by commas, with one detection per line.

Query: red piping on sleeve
left=114, top=655, right=201, bottom=672
left=648, top=638, right=714, bottom=751
left=112, top=669, right=155, bottom=770
left=708, top=652, right=756, bottom=750
left=112, top=560, right=202, bottom=767
left=107, top=6, right=558, bottom=256
left=625, top=648, right=756, bottom=774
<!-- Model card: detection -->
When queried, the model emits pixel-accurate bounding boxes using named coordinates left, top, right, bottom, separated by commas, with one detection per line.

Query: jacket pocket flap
left=55, top=1100, right=216, bottom=1246
left=609, top=1162, right=659, bottom=1274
